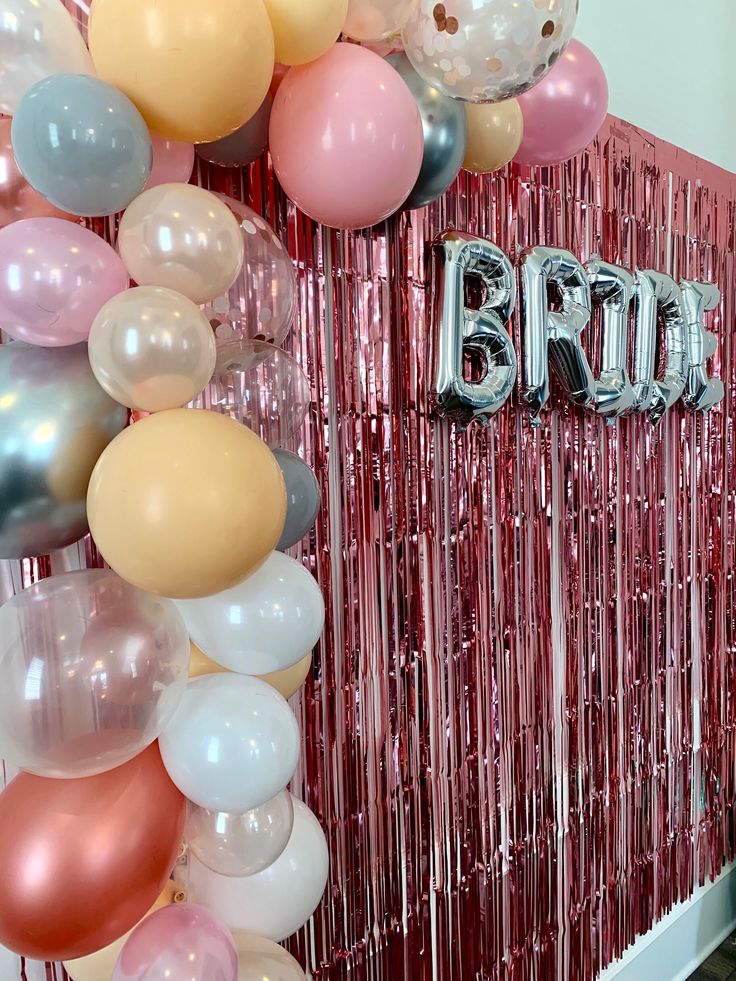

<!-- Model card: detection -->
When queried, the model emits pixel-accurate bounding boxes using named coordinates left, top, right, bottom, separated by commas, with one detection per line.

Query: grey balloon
left=272, top=449, right=321, bottom=551
left=0, top=342, right=128, bottom=559
left=387, top=52, right=467, bottom=211
left=196, top=92, right=273, bottom=168
left=11, top=73, right=152, bottom=218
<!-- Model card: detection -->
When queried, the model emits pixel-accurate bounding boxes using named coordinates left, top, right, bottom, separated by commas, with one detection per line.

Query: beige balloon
left=189, top=641, right=229, bottom=679
left=64, top=882, right=175, bottom=981
left=262, top=0, right=347, bottom=66
left=463, top=99, right=524, bottom=175
left=233, top=931, right=306, bottom=981
left=189, top=642, right=311, bottom=701
left=117, top=184, right=245, bottom=305
left=88, top=287, right=216, bottom=413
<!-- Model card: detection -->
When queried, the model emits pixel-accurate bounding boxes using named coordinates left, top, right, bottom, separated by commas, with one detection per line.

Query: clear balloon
left=0, top=217, right=128, bottom=346
left=87, top=409, right=286, bottom=599
left=261, top=0, right=347, bottom=66
left=117, top=184, right=245, bottom=305
left=196, top=94, right=272, bottom=169
left=0, top=342, right=127, bottom=559
left=233, top=933, right=306, bottom=981
left=186, top=797, right=329, bottom=942
left=187, top=790, right=294, bottom=877
left=88, top=286, right=217, bottom=412
left=159, top=674, right=300, bottom=813
left=204, top=197, right=297, bottom=347
left=175, top=551, right=325, bottom=675
left=0, top=570, right=189, bottom=778
left=344, top=0, right=417, bottom=41
left=272, top=449, right=321, bottom=550
left=113, top=904, right=238, bottom=981
left=0, top=0, right=93, bottom=115
left=463, top=99, right=523, bottom=174
left=194, top=339, right=311, bottom=447
left=402, top=0, right=578, bottom=103
left=12, top=74, right=152, bottom=217
left=0, top=116, right=73, bottom=226
left=146, top=136, right=195, bottom=189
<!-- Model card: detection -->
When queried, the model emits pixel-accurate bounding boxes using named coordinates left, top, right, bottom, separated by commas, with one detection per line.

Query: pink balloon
left=113, top=903, right=238, bottom=981
left=269, top=43, right=423, bottom=229
left=146, top=136, right=195, bottom=189
left=515, top=40, right=609, bottom=167
left=0, top=218, right=129, bottom=346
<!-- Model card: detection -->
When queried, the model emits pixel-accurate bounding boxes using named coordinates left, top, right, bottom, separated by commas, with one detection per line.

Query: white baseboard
left=600, top=862, right=736, bottom=981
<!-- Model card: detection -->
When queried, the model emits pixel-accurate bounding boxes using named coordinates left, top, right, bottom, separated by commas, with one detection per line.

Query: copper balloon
left=0, top=116, right=73, bottom=227
left=0, top=743, right=185, bottom=962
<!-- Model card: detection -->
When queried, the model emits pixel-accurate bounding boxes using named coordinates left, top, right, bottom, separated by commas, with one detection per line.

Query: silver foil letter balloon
left=633, top=271, right=689, bottom=424
left=430, top=230, right=516, bottom=427
left=680, top=280, right=724, bottom=412
left=584, top=257, right=635, bottom=418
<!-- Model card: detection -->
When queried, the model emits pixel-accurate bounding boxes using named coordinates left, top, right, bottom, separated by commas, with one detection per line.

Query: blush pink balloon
left=113, top=903, right=238, bottom=981
left=146, top=136, right=195, bottom=189
left=0, top=218, right=129, bottom=346
left=269, top=43, right=423, bottom=229
left=515, top=40, right=609, bottom=167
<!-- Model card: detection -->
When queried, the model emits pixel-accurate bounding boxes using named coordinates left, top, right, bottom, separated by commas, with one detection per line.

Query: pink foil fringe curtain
left=4, top=102, right=736, bottom=981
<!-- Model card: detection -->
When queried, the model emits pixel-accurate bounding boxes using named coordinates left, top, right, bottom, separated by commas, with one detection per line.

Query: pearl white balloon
left=186, top=797, right=329, bottom=942
left=233, top=933, right=306, bottom=981
left=159, top=674, right=300, bottom=813
left=175, top=551, right=325, bottom=675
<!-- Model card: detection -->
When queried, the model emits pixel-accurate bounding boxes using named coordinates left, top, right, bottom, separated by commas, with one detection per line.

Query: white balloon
left=233, top=932, right=306, bottom=981
left=0, top=0, right=94, bottom=115
left=186, top=797, right=329, bottom=942
left=175, top=551, right=325, bottom=675
left=159, top=674, right=300, bottom=813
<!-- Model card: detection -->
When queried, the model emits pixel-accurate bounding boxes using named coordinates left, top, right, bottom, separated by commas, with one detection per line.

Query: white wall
left=575, top=0, right=736, bottom=173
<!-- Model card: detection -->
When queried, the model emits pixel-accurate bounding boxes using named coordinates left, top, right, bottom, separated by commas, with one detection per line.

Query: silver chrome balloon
left=272, top=449, right=321, bottom=551
left=0, top=342, right=128, bottom=559
left=585, top=257, right=635, bottom=419
left=430, top=230, right=516, bottom=427
left=633, top=271, right=689, bottom=424
left=680, top=280, right=724, bottom=413
left=387, top=53, right=467, bottom=211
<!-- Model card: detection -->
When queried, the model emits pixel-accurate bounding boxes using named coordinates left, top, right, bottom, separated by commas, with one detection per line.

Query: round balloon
left=112, top=904, right=238, bottom=981
left=0, top=116, right=73, bottom=227
left=234, top=933, right=306, bottom=981
left=258, top=654, right=313, bottom=701
left=386, top=52, right=466, bottom=209
left=117, top=184, right=245, bottom=305
left=402, top=0, right=578, bottom=103
left=463, top=99, right=524, bottom=174
left=344, top=0, right=416, bottom=41
left=187, top=797, right=328, bottom=942
left=269, top=43, right=423, bottom=228
left=0, top=342, right=127, bottom=560
left=272, top=449, right=321, bottom=550
left=187, top=790, right=294, bottom=877
left=87, top=409, right=286, bottom=599
left=146, top=136, right=195, bottom=189
left=0, top=743, right=185, bottom=961
left=196, top=94, right=273, bottom=169
left=88, top=286, right=217, bottom=412
left=0, top=217, right=129, bottom=346
left=204, top=198, right=297, bottom=347
left=89, top=0, right=274, bottom=143
left=261, top=0, right=347, bottom=66
left=159, top=674, right=300, bottom=813
left=0, top=0, right=93, bottom=115
left=12, top=74, right=152, bottom=217
left=189, top=642, right=229, bottom=680
left=0, top=570, right=190, bottom=778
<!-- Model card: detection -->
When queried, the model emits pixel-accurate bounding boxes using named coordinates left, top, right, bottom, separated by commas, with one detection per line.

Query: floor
left=689, top=932, right=736, bottom=980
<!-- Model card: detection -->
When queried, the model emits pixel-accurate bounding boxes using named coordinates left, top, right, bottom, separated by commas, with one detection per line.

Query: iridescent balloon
left=0, top=342, right=128, bottom=559
left=272, top=449, right=321, bottom=550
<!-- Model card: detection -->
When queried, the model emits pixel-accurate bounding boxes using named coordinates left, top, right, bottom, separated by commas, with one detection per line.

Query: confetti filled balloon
left=402, top=0, right=578, bottom=103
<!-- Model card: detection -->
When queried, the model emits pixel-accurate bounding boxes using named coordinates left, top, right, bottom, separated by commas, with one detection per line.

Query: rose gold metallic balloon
left=0, top=116, right=73, bottom=227
left=0, top=743, right=185, bottom=962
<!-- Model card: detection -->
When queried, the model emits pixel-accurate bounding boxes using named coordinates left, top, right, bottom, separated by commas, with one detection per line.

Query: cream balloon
left=233, top=933, right=306, bottom=981
left=88, top=287, right=216, bottom=412
left=188, top=643, right=312, bottom=701
left=117, top=184, right=245, bottom=305
left=463, top=100, right=523, bottom=174
left=262, top=0, right=348, bottom=65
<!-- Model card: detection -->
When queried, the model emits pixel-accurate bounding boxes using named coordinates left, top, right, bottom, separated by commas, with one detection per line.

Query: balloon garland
left=0, top=0, right=608, bottom=977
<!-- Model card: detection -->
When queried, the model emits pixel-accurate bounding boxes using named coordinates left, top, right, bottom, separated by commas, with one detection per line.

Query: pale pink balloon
left=0, top=218, right=129, bottom=346
left=515, top=40, right=609, bottom=168
left=269, top=43, right=424, bottom=229
left=145, top=136, right=195, bottom=189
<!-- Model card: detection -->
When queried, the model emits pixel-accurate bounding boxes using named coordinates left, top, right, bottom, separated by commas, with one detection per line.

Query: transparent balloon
left=402, top=0, right=578, bottom=103
left=187, top=790, right=294, bottom=877
left=344, top=0, right=417, bottom=42
left=204, top=196, right=297, bottom=347
left=0, top=570, right=190, bottom=778
left=193, top=339, right=311, bottom=447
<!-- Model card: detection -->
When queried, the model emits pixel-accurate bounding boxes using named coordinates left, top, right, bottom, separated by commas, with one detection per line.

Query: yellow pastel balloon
left=463, top=100, right=524, bottom=175
left=88, top=0, right=275, bottom=143
left=87, top=409, right=286, bottom=599
left=262, top=0, right=348, bottom=66
left=257, top=653, right=312, bottom=700
left=64, top=883, right=174, bottom=981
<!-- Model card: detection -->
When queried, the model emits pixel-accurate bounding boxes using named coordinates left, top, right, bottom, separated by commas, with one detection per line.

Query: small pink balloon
left=113, top=903, right=238, bottom=981
left=269, top=43, right=424, bottom=229
left=515, top=40, right=609, bottom=167
left=0, top=218, right=129, bottom=346
left=146, top=135, right=195, bottom=189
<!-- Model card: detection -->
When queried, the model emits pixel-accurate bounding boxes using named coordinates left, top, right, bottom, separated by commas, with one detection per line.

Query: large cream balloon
left=262, top=0, right=348, bottom=65
left=87, top=409, right=286, bottom=599
left=234, top=933, right=306, bottom=981
left=88, top=0, right=275, bottom=143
